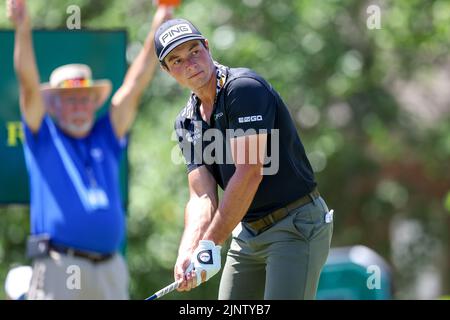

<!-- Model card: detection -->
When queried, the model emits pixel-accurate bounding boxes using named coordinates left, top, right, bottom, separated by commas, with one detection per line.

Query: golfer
left=154, top=18, right=334, bottom=299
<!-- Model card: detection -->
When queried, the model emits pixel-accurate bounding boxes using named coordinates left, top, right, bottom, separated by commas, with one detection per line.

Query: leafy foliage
left=0, top=0, right=449, bottom=299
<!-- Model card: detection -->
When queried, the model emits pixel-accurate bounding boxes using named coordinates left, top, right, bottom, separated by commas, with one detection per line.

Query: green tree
left=1, top=0, right=449, bottom=299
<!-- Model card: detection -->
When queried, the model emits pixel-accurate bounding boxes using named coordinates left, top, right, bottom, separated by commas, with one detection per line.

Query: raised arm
left=175, top=166, right=218, bottom=291
left=110, top=6, right=172, bottom=138
left=7, top=0, right=45, bottom=132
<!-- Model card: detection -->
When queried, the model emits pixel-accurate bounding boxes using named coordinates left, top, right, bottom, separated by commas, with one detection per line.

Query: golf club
left=145, top=280, right=180, bottom=300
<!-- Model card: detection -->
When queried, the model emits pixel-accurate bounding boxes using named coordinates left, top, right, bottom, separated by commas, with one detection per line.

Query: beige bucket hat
left=40, top=64, right=112, bottom=110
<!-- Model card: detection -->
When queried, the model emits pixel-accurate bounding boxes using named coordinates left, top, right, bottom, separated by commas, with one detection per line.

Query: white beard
left=61, top=112, right=94, bottom=135
left=65, top=120, right=94, bottom=135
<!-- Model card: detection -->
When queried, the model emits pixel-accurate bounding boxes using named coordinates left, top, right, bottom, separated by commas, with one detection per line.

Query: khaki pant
left=27, top=251, right=129, bottom=300
left=219, top=197, right=333, bottom=300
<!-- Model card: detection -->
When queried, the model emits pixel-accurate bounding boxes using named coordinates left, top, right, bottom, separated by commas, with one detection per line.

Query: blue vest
left=22, top=113, right=126, bottom=254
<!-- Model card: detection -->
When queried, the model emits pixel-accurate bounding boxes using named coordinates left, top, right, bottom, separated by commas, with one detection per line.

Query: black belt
left=246, top=187, right=320, bottom=234
left=49, top=244, right=114, bottom=264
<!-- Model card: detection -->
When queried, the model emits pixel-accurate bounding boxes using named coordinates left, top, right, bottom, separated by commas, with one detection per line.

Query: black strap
left=49, top=244, right=114, bottom=263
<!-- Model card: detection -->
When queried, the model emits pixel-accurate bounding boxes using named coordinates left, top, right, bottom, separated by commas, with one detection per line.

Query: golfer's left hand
left=187, top=240, right=221, bottom=287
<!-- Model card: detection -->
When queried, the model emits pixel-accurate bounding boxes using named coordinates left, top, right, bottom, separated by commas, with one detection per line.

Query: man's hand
left=174, top=251, right=197, bottom=292
left=151, top=5, right=173, bottom=31
left=109, top=3, right=173, bottom=139
left=6, top=0, right=29, bottom=28
left=188, top=240, right=222, bottom=287
left=174, top=240, right=221, bottom=292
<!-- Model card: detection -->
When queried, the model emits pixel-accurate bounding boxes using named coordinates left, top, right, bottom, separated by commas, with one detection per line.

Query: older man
left=7, top=0, right=172, bottom=299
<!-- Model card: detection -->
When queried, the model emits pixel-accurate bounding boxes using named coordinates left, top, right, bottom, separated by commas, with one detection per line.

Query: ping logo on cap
left=159, top=23, right=193, bottom=46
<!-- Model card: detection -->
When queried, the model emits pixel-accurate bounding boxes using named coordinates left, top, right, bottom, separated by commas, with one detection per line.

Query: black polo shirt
left=174, top=66, right=316, bottom=221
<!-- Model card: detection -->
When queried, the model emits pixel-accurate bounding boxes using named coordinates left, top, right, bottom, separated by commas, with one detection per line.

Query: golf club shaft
left=145, top=280, right=179, bottom=300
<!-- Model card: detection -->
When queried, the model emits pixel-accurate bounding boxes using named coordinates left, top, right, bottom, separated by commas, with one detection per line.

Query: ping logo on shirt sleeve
left=159, top=24, right=193, bottom=46
left=238, top=115, right=263, bottom=124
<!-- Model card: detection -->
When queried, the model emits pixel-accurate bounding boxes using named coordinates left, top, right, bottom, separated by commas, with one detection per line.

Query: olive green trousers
left=219, top=197, right=333, bottom=300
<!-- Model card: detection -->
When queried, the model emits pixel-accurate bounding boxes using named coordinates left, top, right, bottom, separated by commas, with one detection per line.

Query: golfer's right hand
left=6, top=0, right=28, bottom=27
left=174, top=252, right=201, bottom=292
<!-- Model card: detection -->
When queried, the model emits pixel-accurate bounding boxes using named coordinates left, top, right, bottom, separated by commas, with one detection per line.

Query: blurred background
left=0, top=0, right=449, bottom=300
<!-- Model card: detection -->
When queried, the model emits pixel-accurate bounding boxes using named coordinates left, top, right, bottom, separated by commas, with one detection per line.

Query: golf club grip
left=145, top=280, right=179, bottom=300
